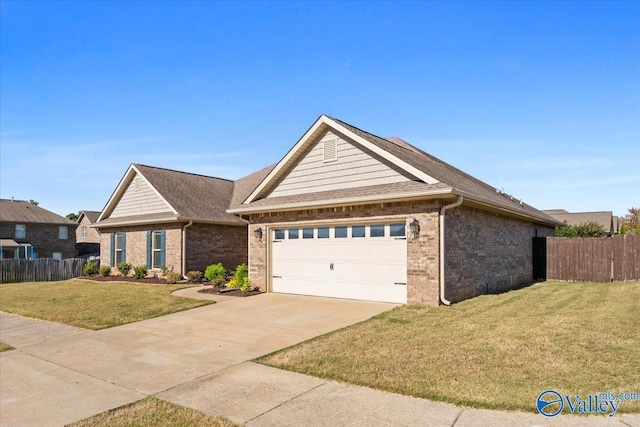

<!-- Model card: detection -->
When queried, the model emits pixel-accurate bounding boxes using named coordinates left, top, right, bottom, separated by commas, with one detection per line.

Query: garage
left=271, top=222, right=407, bottom=303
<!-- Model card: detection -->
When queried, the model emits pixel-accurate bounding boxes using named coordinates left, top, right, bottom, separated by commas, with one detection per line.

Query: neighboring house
left=76, top=210, right=101, bottom=258
left=94, top=164, right=272, bottom=276
left=229, top=115, right=561, bottom=306
left=542, top=209, right=618, bottom=235
left=0, top=199, right=77, bottom=260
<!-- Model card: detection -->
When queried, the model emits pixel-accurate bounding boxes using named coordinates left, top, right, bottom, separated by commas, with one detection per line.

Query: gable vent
left=323, top=138, right=338, bottom=162
left=134, top=176, right=141, bottom=192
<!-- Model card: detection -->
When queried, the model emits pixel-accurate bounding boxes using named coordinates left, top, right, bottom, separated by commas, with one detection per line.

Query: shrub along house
left=94, top=164, right=272, bottom=276
left=229, top=115, right=561, bottom=306
left=0, top=199, right=77, bottom=260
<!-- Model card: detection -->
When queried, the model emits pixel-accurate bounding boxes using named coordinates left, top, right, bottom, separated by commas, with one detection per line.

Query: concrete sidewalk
left=2, top=295, right=639, bottom=427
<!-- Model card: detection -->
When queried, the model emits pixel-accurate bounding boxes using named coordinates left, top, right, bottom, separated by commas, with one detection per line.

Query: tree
left=28, top=199, right=39, bottom=205
left=555, top=221, right=607, bottom=237
left=66, top=212, right=79, bottom=221
left=620, top=207, right=640, bottom=234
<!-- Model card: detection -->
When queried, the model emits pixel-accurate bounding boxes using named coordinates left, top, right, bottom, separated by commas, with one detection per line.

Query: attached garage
left=271, top=223, right=407, bottom=303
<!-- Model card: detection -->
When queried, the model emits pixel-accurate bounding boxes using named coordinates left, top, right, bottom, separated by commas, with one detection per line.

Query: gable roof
left=230, top=115, right=560, bottom=226
left=78, top=210, right=101, bottom=224
left=96, top=164, right=247, bottom=227
left=0, top=199, right=76, bottom=225
left=542, top=210, right=614, bottom=233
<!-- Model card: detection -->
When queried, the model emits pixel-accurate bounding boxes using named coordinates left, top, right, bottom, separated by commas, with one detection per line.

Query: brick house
left=229, top=115, right=561, bottom=306
left=76, top=210, right=101, bottom=257
left=542, top=209, right=619, bottom=235
left=0, top=199, right=77, bottom=260
left=94, top=164, right=271, bottom=276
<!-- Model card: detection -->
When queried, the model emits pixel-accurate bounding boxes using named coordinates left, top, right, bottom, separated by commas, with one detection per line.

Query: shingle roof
left=542, top=210, right=614, bottom=233
left=231, top=164, right=277, bottom=208
left=132, top=165, right=246, bottom=224
left=0, top=199, right=76, bottom=225
left=79, top=210, right=101, bottom=223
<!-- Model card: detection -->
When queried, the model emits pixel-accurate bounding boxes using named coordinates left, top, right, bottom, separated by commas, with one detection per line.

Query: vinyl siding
left=267, top=132, right=415, bottom=198
left=110, top=174, right=173, bottom=218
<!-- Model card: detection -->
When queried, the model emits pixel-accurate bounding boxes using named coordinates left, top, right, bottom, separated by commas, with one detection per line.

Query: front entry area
left=271, top=222, right=407, bottom=303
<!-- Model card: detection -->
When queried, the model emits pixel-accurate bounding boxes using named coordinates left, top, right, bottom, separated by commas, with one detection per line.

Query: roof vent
left=323, top=138, right=338, bottom=162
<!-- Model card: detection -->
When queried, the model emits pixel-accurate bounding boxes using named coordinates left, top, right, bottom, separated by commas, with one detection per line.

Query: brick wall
left=444, top=205, right=555, bottom=303
left=185, top=223, right=247, bottom=273
left=0, top=222, right=77, bottom=259
left=76, top=216, right=101, bottom=243
left=248, top=200, right=442, bottom=305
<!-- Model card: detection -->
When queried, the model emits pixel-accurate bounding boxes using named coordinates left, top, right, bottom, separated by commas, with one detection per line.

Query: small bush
left=99, top=265, right=111, bottom=277
left=240, top=278, right=254, bottom=292
left=133, top=265, right=148, bottom=279
left=186, top=271, right=203, bottom=283
left=234, top=263, right=249, bottom=284
left=211, top=278, right=226, bottom=288
left=117, top=262, right=132, bottom=277
left=204, top=263, right=226, bottom=281
left=165, top=271, right=183, bottom=284
left=160, top=265, right=171, bottom=276
left=83, top=261, right=99, bottom=276
left=226, top=279, right=239, bottom=289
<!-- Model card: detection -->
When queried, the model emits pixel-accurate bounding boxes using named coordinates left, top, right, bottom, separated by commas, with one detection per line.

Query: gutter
left=440, top=195, right=463, bottom=306
left=182, top=220, right=193, bottom=278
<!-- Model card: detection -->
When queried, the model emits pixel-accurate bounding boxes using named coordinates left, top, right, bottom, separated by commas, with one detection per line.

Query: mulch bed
left=197, top=286, right=263, bottom=297
left=79, top=275, right=169, bottom=284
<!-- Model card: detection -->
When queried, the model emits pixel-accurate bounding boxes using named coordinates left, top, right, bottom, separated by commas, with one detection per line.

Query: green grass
left=0, top=342, right=14, bottom=352
left=67, top=397, right=238, bottom=427
left=259, top=281, right=640, bottom=413
left=0, top=279, right=213, bottom=330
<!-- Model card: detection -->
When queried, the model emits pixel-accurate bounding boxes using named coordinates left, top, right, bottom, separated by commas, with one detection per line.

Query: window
left=59, top=226, right=68, bottom=240
left=112, top=232, right=126, bottom=265
left=52, top=252, right=62, bottom=260
left=370, top=224, right=385, bottom=237
left=335, top=226, right=348, bottom=238
left=390, top=223, right=406, bottom=237
left=15, top=224, right=26, bottom=239
left=352, top=225, right=365, bottom=238
left=149, top=230, right=165, bottom=269
left=288, top=229, right=299, bottom=239
left=317, top=227, right=330, bottom=239
left=274, top=229, right=285, bottom=240
left=82, top=226, right=88, bottom=238
left=303, top=228, right=314, bottom=239
left=323, top=138, right=338, bottom=162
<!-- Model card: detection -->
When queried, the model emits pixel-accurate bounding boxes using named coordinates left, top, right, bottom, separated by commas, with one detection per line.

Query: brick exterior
left=248, top=200, right=555, bottom=306
left=98, top=222, right=247, bottom=276
left=76, top=216, right=101, bottom=243
left=0, top=222, right=77, bottom=259
left=444, top=205, right=554, bottom=303
left=185, top=223, right=247, bottom=273
left=248, top=200, right=443, bottom=305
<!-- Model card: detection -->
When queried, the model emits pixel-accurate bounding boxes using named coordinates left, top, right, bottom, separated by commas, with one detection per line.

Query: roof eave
left=92, top=216, right=247, bottom=228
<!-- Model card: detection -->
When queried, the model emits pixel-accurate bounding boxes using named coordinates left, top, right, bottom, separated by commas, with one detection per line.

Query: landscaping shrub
left=117, top=262, right=132, bottom=277
left=211, top=278, right=226, bottom=288
left=204, top=263, right=226, bottom=281
left=165, top=271, right=183, bottom=284
left=133, top=265, right=148, bottom=279
left=99, top=265, right=111, bottom=277
left=186, top=270, right=203, bottom=283
left=160, top=265, right=171, bottom=276
left=83, top=261, right=99, bottom=276
left=226, top=264, right=254, bottom=292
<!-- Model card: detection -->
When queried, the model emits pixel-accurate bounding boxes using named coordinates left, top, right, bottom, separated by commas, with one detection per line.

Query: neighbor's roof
left=542, top=210, right=614, bottom=232
left=0, top=199, right=77, bottom=225
left=78, top=210, right=101, bottom=223
left=230, top=115, right=561, bottom=226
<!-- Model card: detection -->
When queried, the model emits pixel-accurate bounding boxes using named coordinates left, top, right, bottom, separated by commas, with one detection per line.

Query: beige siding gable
left=109, top=173, right=173, bottom=218
left=267, top=131, right=417, bottom=198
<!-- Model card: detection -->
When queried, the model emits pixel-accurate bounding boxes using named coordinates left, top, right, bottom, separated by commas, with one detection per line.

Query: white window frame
left=152, top=231, right=163, bottom=269
left=82, top=226, right=88, bottom=238
left=59, top=226, right=68, bottom=240
left=115, top=232, right=125, bottom=264
left=52, top=252, right=62, bottom=260
left=15, top=224, right=26, bottom=239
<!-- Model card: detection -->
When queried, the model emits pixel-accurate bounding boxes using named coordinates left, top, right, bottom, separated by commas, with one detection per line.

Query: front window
left=82, top=226, right=88, bottom=238
left=115, top=233, right=125, bottom=264
left=15, top=224, right=26, bottom=239
left=52, top=252, right=62, bottom=260
left=59, top=226, right=68, bottom=240
left=152, top=231, right=164, bottom=268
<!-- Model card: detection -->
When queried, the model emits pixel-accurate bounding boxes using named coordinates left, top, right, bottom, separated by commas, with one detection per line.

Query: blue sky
left=1, top=1, right=638, bottom=218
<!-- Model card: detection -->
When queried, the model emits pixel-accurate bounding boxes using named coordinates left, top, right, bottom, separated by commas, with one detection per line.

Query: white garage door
left=271, top=223, right=407, bottom=303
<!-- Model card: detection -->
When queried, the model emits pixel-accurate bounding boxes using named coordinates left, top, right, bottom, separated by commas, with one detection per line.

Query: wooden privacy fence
left=0, top=258, right=87, bottom=284
left=543, top=234, right=640, bottom=282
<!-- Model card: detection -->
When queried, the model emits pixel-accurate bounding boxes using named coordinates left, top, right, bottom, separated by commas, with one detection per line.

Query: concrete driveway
left=0, top=293, right=395, bottom=426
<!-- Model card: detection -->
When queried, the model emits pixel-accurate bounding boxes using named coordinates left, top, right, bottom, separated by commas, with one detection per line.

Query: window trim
left=15, top=224, right=26, bottom=240
left=82, top=226, right=88, bottom=238
left=59, top=226, right=69, bottom=240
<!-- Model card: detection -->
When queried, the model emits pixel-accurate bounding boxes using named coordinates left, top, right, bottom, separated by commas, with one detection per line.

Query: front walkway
left=1, top=294, right=639, bottom=427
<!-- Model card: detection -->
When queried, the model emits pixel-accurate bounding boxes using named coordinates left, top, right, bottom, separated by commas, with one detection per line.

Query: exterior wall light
left=409, top=218, right=420, bottom=238
left=253, top=227, right=263, bottom=240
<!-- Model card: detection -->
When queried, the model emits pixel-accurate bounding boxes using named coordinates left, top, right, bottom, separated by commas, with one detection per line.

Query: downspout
left=439, top=195, right=463, bottom=306
left=182, top=221, right=193, bottom=279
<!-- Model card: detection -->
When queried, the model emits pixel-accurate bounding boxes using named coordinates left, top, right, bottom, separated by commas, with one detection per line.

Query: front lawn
left=69, top=397, right=238, bottom=427
left=0, top=279, right=212, bottom=330
left=259, top=281, right=640, bottom=413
